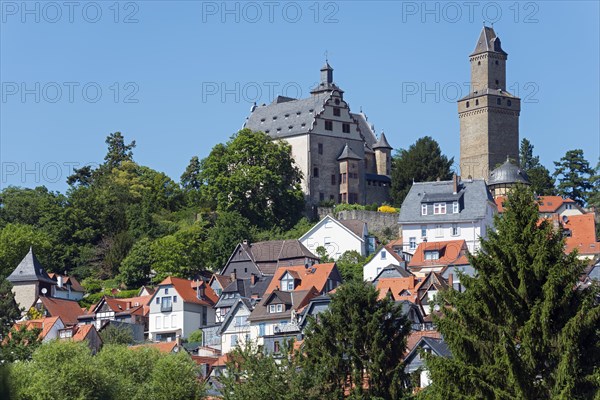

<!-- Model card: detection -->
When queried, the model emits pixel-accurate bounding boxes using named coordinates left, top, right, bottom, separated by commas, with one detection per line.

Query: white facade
left=401, top=205, right=495, bottom=255
left=220, top=303, right=255, bottom=354
left=300, top=215, right=365, bottom=259
left=363, top=246, right=402, bottom=281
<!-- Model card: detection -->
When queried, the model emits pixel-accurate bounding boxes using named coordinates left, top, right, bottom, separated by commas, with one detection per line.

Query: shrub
left=377, top=205, right=399, bottom=213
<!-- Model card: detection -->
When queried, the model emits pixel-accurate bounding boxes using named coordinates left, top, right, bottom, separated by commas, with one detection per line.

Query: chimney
left=242, top=239, right=249, bottom=246
left=452, top=174, right=459, bottom=194
left=448, top=273, right=454, bottom=288
left=126, top=301, right=131, bottom=310
left=57, top=275, right=63, bottom=288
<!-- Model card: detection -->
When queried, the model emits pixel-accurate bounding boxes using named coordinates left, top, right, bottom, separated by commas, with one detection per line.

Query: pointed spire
left=7, top=247, right=56, bottom=285
left=471, top=25, right=507, bottom=56
left=337, top=143, right=362, bottom=161
left=373, top=131, right=392, bottom=150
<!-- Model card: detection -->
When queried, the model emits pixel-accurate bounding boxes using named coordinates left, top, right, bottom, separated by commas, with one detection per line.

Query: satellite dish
left=41, top=288, right=47, bottom=294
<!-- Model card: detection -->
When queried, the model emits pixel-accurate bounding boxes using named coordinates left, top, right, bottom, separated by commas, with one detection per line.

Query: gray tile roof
left=243, top=240, right=317, bottom=264
left=398, top=179, right=494, bottom=224
left=7, top=247, right=56, bottom=285
left=488, top=158, right=530, bottom=186
left=337, top=143, right=362, bottom=160
left=471, top=26, right=507, bottom=56
left=339, top=219, right=366, bottom=238
left=373, top=132, right=392, bottom=149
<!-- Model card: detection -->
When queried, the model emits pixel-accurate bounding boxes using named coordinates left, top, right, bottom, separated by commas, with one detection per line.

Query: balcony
left=161, top=305, right=172, bottom=313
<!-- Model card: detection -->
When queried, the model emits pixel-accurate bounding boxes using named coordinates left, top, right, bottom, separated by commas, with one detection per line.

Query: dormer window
left=433, top=203, right=447, bottom=215
left=424, top=250, right=440, bottom=260
left=452, top=201, right=459, bottom=213
left=281, top=272, right=295, bottom=291
left=269, top=304, right=284, bottom=313
left=421, top=204, right=428, bottom=215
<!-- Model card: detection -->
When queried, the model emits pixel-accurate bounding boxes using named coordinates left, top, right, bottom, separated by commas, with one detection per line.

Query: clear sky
left=1, top=0, right=599, bottom=191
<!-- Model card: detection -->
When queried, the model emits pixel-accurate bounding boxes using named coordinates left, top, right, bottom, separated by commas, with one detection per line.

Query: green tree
left=390, top=136, right=453, bottom=206
left=0, top=225, right=53, bottom=278
left=0, top=280, right=20, bottom=340
left=104, top=131, right=136, bottom=170
left=423, top=186, right=600, bottom=399
left=553, top=149, right=594, bottom=206
left=199, top=129, right=304, bottom=230
left=119, top=237, right=153, bottom=288
left=205, top=211, right=252, bottom=271
left=187, top=329, right=203, bottom=343
left=302, top=281, right=411, bottom=399
left=335, top=250, right=367, bottom=282
left=587, top=160, right=600, bottom=209
left=145, top=351, right=205, bottom=400
left=0, top=324, right=42, bottom=363
left=518, top=138, right=555, bottom=195
left=99, top=324, right=135, bottom=345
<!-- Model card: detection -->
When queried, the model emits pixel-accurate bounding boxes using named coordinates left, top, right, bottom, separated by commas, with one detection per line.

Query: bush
left=333, top=203, right=365, bottom=213
left=377, top=205, right=399, bottom=213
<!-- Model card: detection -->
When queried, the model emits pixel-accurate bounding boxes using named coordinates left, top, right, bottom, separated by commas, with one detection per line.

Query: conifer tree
left=423, top=186, right=600, bottom=399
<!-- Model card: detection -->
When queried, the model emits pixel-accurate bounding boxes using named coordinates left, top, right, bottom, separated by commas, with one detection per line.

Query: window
left=435, top=224, right=443, bottom=237
left=421, top=225, right=427, bottom=237
left=155, top=316, right=161, bottom=329
left=452, top=224, right=459, bottom=236
left=421, top=204, right=428, bottom=215
left=325, top=121, right=333, bottom=131
left=495, top=60, right=499, bottom=65
left=231, top=335, right=238, bottom=347
left=234, top=316, right=247, bottom=327
left=335, top=98, right=340, bottom=105
left=495, top=79, right=499, bottom=85
left=269, top=304, right=276, bottom=313
left=259, top=323, right=265, bottom=337
left=319, top=192, right=324, bottom=201
left=452, top=201, right=459, bottom=213
left=173, top=295, right=178, bottom=303
left=342, top=123, right=350, bottom=133
left=202, top=306, right=208, bottom=326
left=171, top=315, right=176, bottom=328
left=433, top=203, right=447, bottom=215
left=507, top=100, right=512, bottom=106
left=274, top=341, right=280, bottom=353
left=425, top=250, right=439, bottom=260
left=497, top=98, right=501, bottom=105
left=333, top=107, right=340, bottom=116
left=409, top=237, right=417, bottom=250
left=156, top=297, right=160, bottom=304
left=342, top=173, right=347, bottom=184
left=349, top=193, right=358, bottom=204
left=566, top=203, right=572, bottom=209
left=466, top=101, right=469, bottom=108
left=165, top=288, right=168, bottom=294
left=381, top=250, right=387, bottom=260
left=313, top=167, right=319, bottom=178
left=281, top=273, right=295, bottom=291
left=161, top=297, right=172, bottom=312
left=276, top=304, right=283, bottom=312
left=331, top=174, right=336, bottom=185
left=475, top=99, right=479, bottom=105
left=318, top=143, right=323, bottom=155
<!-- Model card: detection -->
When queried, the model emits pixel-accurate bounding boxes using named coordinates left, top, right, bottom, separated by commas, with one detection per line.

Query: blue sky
left=1, top=0, right=599, bottom=191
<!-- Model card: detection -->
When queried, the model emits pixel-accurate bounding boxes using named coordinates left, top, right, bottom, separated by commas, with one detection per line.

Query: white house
left=398, top=176, right=496, bottom=254
left=218, top=298, right=258, bottom=354
left=299, top=215, right=367, bottom=259
left=363, top=244, right=405, bottom=281
left=148, top=277, right=218, bottom=342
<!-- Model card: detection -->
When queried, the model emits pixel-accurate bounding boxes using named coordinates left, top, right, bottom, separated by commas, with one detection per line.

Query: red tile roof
left=38, top=296, right=85, bottom=326
left=495, top=195, right=578, bottom=214
left=158, top=277, right=218, bottom=306
left=375, top=277, right=421, bottom=302
left=405, top=330, right=442, bottom=355
left=13, top=316, right=62, bottom=340
left=47, top=273, right=85, bottom=292
left=562, top=214, right=600, bottom=256
left=72, top=324, right=95, bottom=341
left=263, top=263, right=338, bottom=294
left=408, top=240, right=469, bottom=268
left=130, top=341, right=179, bottom=353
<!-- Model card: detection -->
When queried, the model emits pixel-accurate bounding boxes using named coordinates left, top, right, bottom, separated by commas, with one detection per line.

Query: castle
left=459, top=26, right=521, bottom=181
left=243, top=63, right=392, bottom=207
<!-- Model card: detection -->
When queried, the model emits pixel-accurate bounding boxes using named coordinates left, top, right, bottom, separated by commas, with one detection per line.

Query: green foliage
left=99, top=324, right=135, bottom=345
left=587, top=160, right=600, bottom=209
left=390, top=136, right=453, bottom=207
left=333, top=203, right=365, bottom=212
left=302, top=281, right=411, bottom=399
left=204, top=211, right=252, bottom=271
left=423, top=185, right=600, bottom=399
left=335, top=250, right=367, bottom=282
left=119, top=237, right=153, bottom=288
left=7, top=341, right=205, bottom=400
left=0, top=324, right=42, bottom=363
left=199, top=129, right=304, bottom=230
left=0, top=224, right=53, bottom=278
left=104, top=131, right=136, bottom=171
left=553, top=149, right=594, bottom=206
left=187, top=329, right=203, bottom=343
left=518, top=138, right=555, bottom=195
left=0, top=280, right=20, bottom=340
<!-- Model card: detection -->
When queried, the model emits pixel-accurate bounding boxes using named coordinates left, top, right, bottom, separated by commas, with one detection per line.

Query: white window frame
left=451, top=224, right=459, bottom=236
left=409, top=237, right=417, bottom=250
left=421, top=204, right=428, bottom=215
left=420, top=225, right=427, bottom=237
left=452, top=201, right=459, bottom=213
left=155, top=316, right=161, bottom=329
left=435, top=225, right=443, bottom=237
left=425, top=250, right=439, bottom=260
left=276, top=304, right=283, bottom=313
left=381, top=250, right=387, bottom=260
left=269, top=304, right=276, bottom=313
left=433, top=203, right=447, bottom=215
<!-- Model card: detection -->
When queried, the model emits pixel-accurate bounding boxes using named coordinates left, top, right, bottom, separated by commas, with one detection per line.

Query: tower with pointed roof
left=458, top=26, right=520, bottom=180
left=7, top=247, right=56, bottom=313
left=373, top=131, right=392, bottom=176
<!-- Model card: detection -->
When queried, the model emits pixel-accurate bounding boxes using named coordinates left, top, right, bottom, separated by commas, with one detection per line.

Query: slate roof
left=337, top=143, right=362, bottom=160
left=215, top=277, right=272, bottom=309
left=488, top=158, right=530, bottom=186
left=7, top=248, right=56, bottom=285
left=372, top=264, right=412, bottom=282
left=247, top=288, right=317, bottom=322
left=217, top=298, right=254, bottom=335
left=471, top=26, right=507, bottom=56
left=239, top=240, right=319, bottom=275
left=339, top=219, right=366, bottom=238
left=372, top=132, right=392, bottom=149
left=398, top=179, right=494, bottom=224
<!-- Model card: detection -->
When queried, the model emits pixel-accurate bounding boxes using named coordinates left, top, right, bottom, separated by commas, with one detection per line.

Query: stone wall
left=317, top=207, right=400, bottom=237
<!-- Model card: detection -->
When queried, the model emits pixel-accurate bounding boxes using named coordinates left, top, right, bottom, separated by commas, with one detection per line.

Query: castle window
left=466, top=101, right=470, bottom=108
left=477, top=61, right=481, bottom=66
left=301, top=123, right=306, bottom=127
left=507, top=100, right=512, bottom=107
left=342, top=173, right=347, bottom=184
left=475, top=99, right=479, bottom=105
left=495, top=60, right=499, bottom=65
left=318, top=143, right=323, bottom=155
left=495, top=80, right=499, bottom=85
left=285, top=114, right=289, bottom=118
left=342, top=123, right=350, bottom=133
left=288, top=125, right=293, bottom=129
left=421, top=225, right=427, bottom=237
left=421, top=204, right=428, bottom=215
left=319, top=192, right=324, bottom=201
left=497, top=98, right=501, bottom=105
left=349, top=193, right=358, bottom=204
left=325, top=121, right=333, bottom=131
left=330, top=194, right=334, bottom=200
left=265, top=130, right=270, bottom=133
left=273, top=116, right=277, bottom=120
left=313, top=167, right=319, bottom=178
left=335, top=98, right=340, bottom=105
left=433, top=203, right=447, bottom=215
left=309, top=108, right=314, bottom=113
left=331, top=174, right=336, bottom=185
left=333, top=108, right=341, bottom=117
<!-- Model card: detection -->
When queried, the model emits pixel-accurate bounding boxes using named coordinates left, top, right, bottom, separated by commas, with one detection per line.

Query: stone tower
left=373, top=131, right=392, bottom=176
left=458, top=26, right=520, bottom=180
